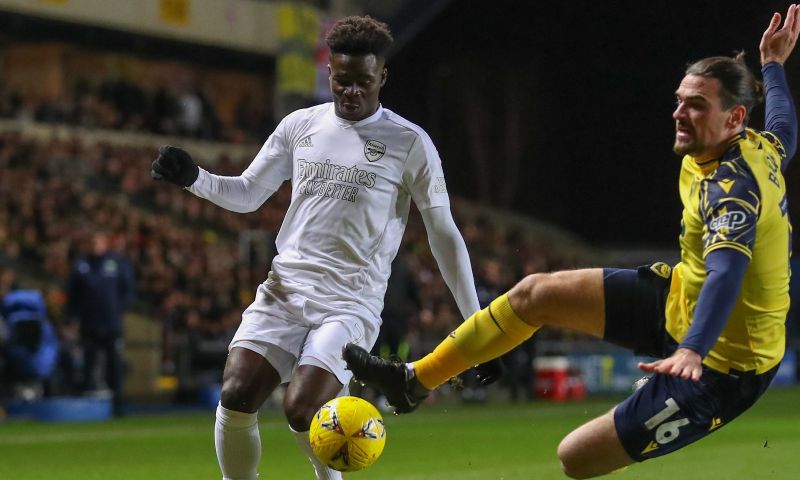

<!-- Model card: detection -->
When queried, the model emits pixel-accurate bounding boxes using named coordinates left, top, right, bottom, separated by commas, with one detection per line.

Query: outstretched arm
left=188, top=168, right=277, bottom=213
left=420, top=206, right=504, bottom=385
left=419, top=206, right=480, bottom=320
left=151, top=145, right=282, bottom=212
left=761, top=4, right=800, bottom=167
left=154, top=121, right=292, bottom=212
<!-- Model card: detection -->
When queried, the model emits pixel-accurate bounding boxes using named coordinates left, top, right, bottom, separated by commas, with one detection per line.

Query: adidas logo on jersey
left=298, top=136, right=314, bottom=148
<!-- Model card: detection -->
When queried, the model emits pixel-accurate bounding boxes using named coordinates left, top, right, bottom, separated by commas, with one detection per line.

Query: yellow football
left=309, top=396, right=387, bottom=472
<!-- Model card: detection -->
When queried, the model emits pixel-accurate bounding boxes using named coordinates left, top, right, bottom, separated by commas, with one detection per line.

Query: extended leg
left=415, top=269, right=605, bottom=389
left=344, top=270, right=605, bottom=411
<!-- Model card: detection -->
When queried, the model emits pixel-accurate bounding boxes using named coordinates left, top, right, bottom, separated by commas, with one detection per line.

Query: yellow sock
left=414, top=294, right=539, bottom=389
left=412, top=340, right=473, bottom=390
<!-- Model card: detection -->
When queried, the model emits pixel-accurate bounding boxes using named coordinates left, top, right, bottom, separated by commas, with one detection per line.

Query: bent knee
left=283, top=397, right=319, bottom=431
left=557, top=429, right=631, bottom=479
left=220, top=377, right=260, bottom=413
left=509, top=273, right=552, bottom=320
left=557, top=437, right=586, bottom=479
left=510, top=273, right=542, bottom=301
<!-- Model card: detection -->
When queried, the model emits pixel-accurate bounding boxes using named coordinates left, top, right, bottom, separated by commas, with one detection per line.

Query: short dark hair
left=685, top=52, right=764, bottom=125
left=325, top=15, right=393, bottom=58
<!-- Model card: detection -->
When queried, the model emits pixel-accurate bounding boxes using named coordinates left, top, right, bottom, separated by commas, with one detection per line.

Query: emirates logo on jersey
left=364, top=139, right=386, bottom=162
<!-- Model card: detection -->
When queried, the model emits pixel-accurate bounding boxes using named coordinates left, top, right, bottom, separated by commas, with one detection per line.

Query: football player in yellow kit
left=345, top=5, right=800, bottom=479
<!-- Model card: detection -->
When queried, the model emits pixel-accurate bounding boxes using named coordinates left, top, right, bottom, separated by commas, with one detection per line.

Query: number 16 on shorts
left=640, top=397, right=694, bottom=457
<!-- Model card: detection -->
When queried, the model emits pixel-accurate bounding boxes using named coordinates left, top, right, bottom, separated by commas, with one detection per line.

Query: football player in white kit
left=151, top=15, right=500, bottom=480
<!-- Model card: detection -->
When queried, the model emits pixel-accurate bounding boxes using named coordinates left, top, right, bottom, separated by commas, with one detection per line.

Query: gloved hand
left=474, top=357, right=504, bottom=386
left=151, top=145, right=199, bottom=187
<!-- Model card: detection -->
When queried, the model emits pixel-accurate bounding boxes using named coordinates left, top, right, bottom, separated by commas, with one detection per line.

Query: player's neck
left=693, top=134, right=740, bottom=164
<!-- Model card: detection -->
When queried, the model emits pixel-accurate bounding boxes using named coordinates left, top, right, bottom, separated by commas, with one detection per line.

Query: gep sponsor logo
left=709, top=211, right=747, bottom=232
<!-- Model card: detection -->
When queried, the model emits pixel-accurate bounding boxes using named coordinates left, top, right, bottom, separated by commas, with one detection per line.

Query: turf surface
left=1, top=387, right=798, bottom=479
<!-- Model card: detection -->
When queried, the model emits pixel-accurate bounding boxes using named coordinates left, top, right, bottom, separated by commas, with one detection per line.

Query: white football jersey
left=241, top=103, right=450, bottom=316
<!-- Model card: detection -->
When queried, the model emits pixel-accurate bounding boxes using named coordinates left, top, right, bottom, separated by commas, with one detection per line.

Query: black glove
left=475, top=357, right=504, bottom=386
left=151, top=145, right=199, bottom=187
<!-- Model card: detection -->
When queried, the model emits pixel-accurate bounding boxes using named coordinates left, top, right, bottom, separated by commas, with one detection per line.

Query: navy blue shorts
left=603, top=265, right=778, bottom=462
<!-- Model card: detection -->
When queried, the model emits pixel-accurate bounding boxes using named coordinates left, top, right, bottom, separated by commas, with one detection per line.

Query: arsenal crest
left=364, top=139, right=386, bottom=162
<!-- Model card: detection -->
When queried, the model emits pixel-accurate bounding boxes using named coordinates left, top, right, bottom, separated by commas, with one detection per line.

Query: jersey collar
left=330, top=103, right=384, bottom=128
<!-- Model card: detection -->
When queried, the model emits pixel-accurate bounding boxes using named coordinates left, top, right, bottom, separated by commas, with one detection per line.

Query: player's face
left=672, top=75, right=739, bottom=158
left=329, top=53, right=387, bottom=121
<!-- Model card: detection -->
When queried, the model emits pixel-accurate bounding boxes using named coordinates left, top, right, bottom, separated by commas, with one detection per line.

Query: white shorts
left=229, top=282, right=381, bottom=385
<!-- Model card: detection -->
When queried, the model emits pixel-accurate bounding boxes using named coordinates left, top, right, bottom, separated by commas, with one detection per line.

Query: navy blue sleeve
left=700, top=161, right=759, bottom=258
left=678, top=249, right=749, bottom=357
left=762, top=62, right=797, bottom=168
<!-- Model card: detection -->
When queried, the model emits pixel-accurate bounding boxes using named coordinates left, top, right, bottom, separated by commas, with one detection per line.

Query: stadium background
left=0, top=0, right=799, bottom=478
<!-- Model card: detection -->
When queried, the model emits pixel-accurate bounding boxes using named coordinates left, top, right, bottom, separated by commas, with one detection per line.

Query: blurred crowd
left=0, top=126, right=583, bottom=401
left=0, top=77, right=274, bottom=144
left=0, top=132, right=275, bottom=376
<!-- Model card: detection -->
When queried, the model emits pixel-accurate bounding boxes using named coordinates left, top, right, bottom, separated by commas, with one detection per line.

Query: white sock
left=291, top=426, right=343, bottom=480
left=215, top=403, right=261, bottom=480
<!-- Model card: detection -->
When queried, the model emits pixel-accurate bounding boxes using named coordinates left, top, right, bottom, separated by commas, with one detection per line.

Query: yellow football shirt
left=665, top=129, right=790, bottom=374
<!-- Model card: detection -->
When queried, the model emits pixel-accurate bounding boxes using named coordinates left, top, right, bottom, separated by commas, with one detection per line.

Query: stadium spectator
left=66, top=231, right=135, bottom=416
left=0, top=47, right=268, bottom=143
left=151, top=15, right=501, bottom=480
left=177, top=89, right=203, bottom=137
left=344, top=6, right=800, bottom=479
left=0, top=266, right=17, bottom=300
left=1, top=289, right=59, bottom=395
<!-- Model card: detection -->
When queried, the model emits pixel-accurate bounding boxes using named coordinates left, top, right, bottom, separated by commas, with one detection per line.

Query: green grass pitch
left=1, top=387, right=798, bottom=479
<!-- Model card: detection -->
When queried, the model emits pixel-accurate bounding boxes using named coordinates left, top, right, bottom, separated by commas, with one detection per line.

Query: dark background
left=3, top=0, right=798, bottom=248
left=382, top=0, right=800, bottom=247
